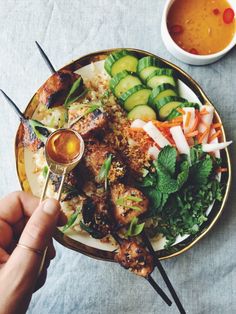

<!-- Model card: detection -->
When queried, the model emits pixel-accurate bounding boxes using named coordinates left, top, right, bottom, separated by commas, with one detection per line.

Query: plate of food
left=15, top=48, right=231, bottom=263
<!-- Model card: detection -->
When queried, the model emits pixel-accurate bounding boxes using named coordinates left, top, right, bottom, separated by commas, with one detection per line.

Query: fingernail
left=42, top=199, right=60, bottom=215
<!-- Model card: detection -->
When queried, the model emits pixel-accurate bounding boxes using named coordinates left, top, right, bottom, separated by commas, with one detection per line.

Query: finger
left=0, top=219, right=13, bottom=249
left=47, top=240, right=56, bottom=260
left=58, top=211, right=67, bottom=226
left=0, top=247, right=9, bottom=263
left=34, top=269, right=47, bottom=292
left=0, top=191, right=39, bottom=226
left=4, top=199, right=60, bottom=295
left=34, top=249, right=53, bottom=292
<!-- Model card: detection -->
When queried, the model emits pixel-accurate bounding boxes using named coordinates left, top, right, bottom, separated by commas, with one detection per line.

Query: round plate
left=15, top=48, right=231, bottom=261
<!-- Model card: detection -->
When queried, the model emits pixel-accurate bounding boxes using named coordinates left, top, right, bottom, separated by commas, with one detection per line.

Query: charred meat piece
left=115, top=240, right=154, bottom=278
left=110, top=183, right=148, bottom=226
left=69, top=106, right=108, bottom=139
left=83, top=142, right=126, bottom=184
left=38, top=70, right=81, bottom=108
left=50, top=165, right=83, bottom=199
left=22, top=120, right=43, bottom=151
left=81, top=196, right=113, bottom=238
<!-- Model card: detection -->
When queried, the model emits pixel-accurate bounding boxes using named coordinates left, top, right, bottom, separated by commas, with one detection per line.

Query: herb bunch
left=140, top=145, right=223, bottom=248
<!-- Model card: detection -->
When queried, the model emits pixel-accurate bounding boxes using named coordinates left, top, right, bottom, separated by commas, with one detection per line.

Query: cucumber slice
left=154, top=96, right=186, bottom=120
left=149, top=83, right=178, bottom=105
left=104, top=50, right=138, bottom=76
left=167, top=102, right=200, bottom=121
left=119, top=85, right=151, bottom=112
left=146, top=69, right=176, bottom=89
left=137, top=56, right=162, bottom=81
left=109, top=71, right=142, bottom=97
left=128, top=105, right=157, bottom=122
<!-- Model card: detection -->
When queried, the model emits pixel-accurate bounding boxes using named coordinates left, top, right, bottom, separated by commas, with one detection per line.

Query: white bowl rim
left=162, top=0, right=236, bottom=60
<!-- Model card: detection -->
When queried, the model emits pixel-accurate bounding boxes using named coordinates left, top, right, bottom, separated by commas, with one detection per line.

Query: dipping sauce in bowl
left=46, top=129, right=83, bottom=165
left=167, top=0, right=235, bottom=55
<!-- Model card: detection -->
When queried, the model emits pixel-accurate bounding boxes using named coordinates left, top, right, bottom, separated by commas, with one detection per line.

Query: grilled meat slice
left=81, top=195, right=113, bottom=238
left=110, top=183, right=148, bottom=226
left=115, top=240, right=154, bottom=278
left=69, top=106, right=108, bottom=139
left=84, top=143, right=126, bottom=184
left=38, top=70, right=81, bottom=108
left=22, top=120, right=43, bottom=151
left=50, top=165, right=83, bottom=199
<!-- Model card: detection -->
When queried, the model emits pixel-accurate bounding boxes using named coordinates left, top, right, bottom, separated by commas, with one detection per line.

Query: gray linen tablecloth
left=0, top=1, right=235, bottom=313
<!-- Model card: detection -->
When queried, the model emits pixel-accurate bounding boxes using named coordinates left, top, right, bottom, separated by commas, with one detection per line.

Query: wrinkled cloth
left=0, top=1, right=236, bottom=313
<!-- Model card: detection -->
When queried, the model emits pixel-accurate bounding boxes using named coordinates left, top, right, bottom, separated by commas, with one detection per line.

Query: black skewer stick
left=35, top=41, right=56, bottom=74
left=111, top=232, right=172, bottom=306
left=0, top=89, right=25, bottom=120
left=147, top=275, right=172, bottom=307
left=142, top=232, right=186, bottom=314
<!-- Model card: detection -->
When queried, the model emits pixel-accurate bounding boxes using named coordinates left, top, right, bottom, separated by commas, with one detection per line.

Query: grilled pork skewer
left=35, top=41, right=83, bottom=109
left=77, top=192, right=171, bottom=305
left=83, top=141, right=185, bottom=312
left=113, top=234, right=171, bottom=306
left=142, top=233, right=186, bottom=314
left=0, top=89, right=53, bottom=151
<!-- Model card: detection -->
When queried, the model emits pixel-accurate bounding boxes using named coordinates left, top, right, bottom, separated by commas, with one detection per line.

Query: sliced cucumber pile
left=137, top=56, right=162, bottom=82
left=128, top=105, right=157, bottom=121
left=119, top=85, right=151, bottom=111
left=167, top=102, right=200, bottom=120
left=154, top=96, right=186, bottom=120
left=104, top=50, right=201, bottom=121
left=146, top=69, right=176, bottom=89
left=104, top=50, right=138, bottom=76
left=149, top=83, right=177, bottom=105
left=109, top=71, right=142, bottom=97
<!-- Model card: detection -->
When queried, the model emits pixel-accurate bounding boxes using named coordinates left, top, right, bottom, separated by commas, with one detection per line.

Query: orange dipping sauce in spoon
left=167, top=0, right=235, bottom=55
left=47, top=129, right=81, bottom=164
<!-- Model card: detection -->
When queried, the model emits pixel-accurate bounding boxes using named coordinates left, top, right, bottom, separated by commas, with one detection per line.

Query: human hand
left=0, top=191, right=66, bottom=314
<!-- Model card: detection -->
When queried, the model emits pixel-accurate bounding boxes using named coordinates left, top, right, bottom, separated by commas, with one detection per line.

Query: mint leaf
left=177, top=161, right=189, bottom=189
left=146, top=188, right=169, bottom=214
left=157, top=146, right=177, bottom=176
left=158, top=175, right=179, bottom=194
left=191, top=155, right=213, bottom=185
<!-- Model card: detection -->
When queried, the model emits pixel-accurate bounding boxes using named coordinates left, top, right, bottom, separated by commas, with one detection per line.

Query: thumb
left=4, top=199, right=60, bottom=293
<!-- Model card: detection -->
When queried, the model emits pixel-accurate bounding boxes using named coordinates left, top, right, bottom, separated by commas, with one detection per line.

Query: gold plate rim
left=15, top=48, right=232, bottom=262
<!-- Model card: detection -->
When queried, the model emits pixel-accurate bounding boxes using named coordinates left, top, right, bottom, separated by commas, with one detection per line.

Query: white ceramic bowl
left=161, top=0, right=236, bottom=65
